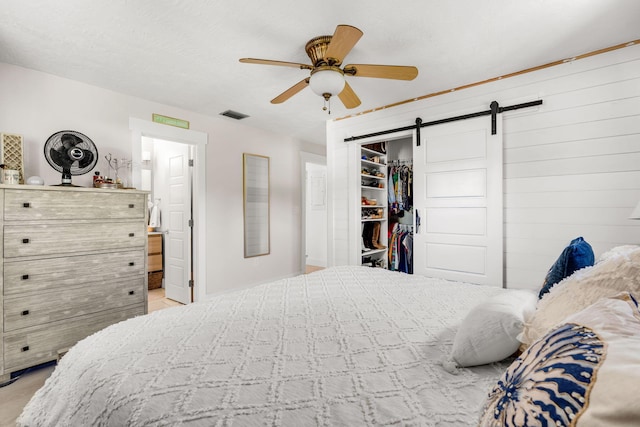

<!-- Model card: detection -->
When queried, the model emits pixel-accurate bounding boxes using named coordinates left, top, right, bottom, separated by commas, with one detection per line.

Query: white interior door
left=156, top=141, right=192, bottom=304
left=413, top=115, right=503, bottom=286
left=305, top=163, right=328, bottom=268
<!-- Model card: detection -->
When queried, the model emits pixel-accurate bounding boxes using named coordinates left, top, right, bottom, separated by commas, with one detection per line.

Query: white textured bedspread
left=19, top=266, right=509, bottom=426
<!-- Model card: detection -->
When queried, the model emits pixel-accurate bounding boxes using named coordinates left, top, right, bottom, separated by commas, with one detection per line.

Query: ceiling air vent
left=220, top=110, right=249, bottom=120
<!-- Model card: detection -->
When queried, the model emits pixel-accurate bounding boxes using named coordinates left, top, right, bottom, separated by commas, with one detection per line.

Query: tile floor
left=148, top=287, right=184, bottom=312
left=305, top=264, right=324, bottom=274
left=0, top=288, right=182, bottom=426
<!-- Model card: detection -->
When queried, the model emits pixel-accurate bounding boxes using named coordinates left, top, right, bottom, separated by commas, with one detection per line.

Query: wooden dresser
left=0, top=185, right=148, bottom=383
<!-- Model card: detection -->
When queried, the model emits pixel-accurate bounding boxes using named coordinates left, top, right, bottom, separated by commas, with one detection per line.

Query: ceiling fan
left=240, top=25, right=418, bottom=111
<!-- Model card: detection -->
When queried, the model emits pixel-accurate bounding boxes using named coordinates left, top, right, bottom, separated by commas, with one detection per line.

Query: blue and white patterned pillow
left=479, top=292, right=640, bottom=426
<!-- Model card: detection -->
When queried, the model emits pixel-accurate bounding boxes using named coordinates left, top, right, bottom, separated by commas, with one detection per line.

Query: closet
left=387, top=137, right=414, bottom=273
left=360, top=143, right=387, bottom=268
left=359, top=137, right=414, bottom=272
left=353, top=114, right=503, bottom=286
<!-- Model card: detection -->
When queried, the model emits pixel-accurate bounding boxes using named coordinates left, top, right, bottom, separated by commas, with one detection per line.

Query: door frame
left=348, top=131, right=414, bottom=266
left=300, top=152, right=327, bottom=274
left=129, top=117, right=207, bottom=302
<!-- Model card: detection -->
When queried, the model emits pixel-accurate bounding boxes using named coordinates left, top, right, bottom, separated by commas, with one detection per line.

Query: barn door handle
left=22, top=346, right=30, bottom=352
left=23, top=202, right=31, bottom=208
left=128, top=290, right=135, bottom=295
left=22, top=310, right=30, bottom=316
left=129, top=233, right=135, bottom=237
left=129, top=261, right=135, bottom=266
left=22, top=238, right=30, bottom=244
left=22, top=274, right=29, bottom=280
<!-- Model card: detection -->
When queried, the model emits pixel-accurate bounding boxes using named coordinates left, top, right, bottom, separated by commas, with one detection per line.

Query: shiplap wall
left=503, top=55, right=640, bottom=289
left=327, top=42, right=640, bottom=291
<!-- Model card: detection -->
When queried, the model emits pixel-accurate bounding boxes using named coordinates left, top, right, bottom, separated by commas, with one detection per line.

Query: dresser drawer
left=4, top=250, right=144, bottom=295
left=4, top=277, right=145, bottom=332
left=4, top=221, right=146, bottom=258
left=148, top=233, right=163, bottom=254
left=3, top=305, right=144, bottom=371
left=148, top=254, right=163, bottom=272
left=3, top=189, right=145, bottom=221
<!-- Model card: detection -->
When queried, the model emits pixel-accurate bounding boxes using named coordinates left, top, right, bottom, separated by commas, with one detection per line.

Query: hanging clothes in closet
left=388, top=223, right=413, bottom=274
left=388, top=162, right=413, bottom=216
left=387, top=159, right=413, bottom=274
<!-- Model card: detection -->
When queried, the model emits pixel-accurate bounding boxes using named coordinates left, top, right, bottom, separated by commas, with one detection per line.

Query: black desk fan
left=44, top=130, right=98, bottom=186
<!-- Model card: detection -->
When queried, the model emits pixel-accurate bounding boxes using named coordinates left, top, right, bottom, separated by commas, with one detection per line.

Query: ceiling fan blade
left=338, top=82, right=361, bottom=109
left=239, top=58, right=313, bottom=70
left=271, top=78, right=310, bottom=104
left=324, top=25, right=363, bottom=65
left=343, top=64, right=418, bottom=80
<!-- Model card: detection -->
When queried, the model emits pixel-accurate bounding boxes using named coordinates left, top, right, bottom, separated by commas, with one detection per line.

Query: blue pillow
left=538, top=237, right=594, bottom=299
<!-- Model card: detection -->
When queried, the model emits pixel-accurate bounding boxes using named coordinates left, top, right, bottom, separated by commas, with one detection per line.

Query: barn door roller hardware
left=344, top=99, right=543, bottom=145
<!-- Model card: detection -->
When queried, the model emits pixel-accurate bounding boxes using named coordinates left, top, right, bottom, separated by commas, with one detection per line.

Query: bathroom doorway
left=130, top=117, right=207, bottom=303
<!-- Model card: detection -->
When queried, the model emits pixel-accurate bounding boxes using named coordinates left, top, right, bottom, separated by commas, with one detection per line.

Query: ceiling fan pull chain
left=321, top=96, right=334, bottom=115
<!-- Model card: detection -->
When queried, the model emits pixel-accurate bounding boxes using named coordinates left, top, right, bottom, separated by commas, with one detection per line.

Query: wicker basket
left=148, top=271, right=163, bottom=290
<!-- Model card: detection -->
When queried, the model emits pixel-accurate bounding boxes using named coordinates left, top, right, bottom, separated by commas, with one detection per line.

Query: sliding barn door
left=413, top=115, right=503, bottom=286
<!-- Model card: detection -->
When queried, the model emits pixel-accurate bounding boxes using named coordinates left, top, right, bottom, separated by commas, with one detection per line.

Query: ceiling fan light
left=309, top=67, right=345, bottom=98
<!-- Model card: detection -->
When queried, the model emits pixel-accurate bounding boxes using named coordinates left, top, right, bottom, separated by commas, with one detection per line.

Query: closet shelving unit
left=360, top=145, right=387, bottom=268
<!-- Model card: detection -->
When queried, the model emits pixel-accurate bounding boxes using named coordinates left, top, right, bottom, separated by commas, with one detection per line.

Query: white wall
left=205, top=117, right=324, bottom=293
left=0, top=62, right=325, bottom=297
left=327, top=43, right=640, bottom=291
left=385, top=137, right=412, bottom=161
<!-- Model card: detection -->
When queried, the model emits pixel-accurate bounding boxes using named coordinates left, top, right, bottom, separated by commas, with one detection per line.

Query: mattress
left=18, top=266, right=510, bottom=426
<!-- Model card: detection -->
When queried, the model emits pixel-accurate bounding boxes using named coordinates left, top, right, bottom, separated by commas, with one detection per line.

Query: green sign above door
left=152, top=113, right=190, bottom=129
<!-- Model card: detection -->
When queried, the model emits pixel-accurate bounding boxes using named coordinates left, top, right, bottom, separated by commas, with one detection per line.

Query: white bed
left=19, top=266, right=514, bottom=426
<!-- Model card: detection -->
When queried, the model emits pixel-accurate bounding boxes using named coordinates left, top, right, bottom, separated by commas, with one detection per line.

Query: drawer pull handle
left=22, top=346, right=29, bottom=352
left=22, top=310, right=30, bottom=316
left=23, top=202, right=31, bottom=208
left=129, top=290, right=135, bottom=295
left=22, top=238, right=30, bottom=244
left=22, top=274, right=29, bottom=280
left=129, top=233, right=135, bottom=237
left=129, top=262, right=135, bottom=266
left=129, top=204, right=135, bottom=208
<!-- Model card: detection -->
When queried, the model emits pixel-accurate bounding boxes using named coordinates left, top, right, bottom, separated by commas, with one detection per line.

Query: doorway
left=349, top=113, right=503, bottom=286
left=300, top=152, right=327, bottom=273
left=145, top=138, right=194, bottom=304
left=129, top=117, right=207, bottom=303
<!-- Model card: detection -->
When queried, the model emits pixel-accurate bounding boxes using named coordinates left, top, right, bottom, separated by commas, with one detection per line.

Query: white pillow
left=447, top=290, right=537, bottom=368
left=521, top=246, right=640, bottom=345
left=480, top=292, right=640, bottom=427
left=596, top=244, right=640, bottom=263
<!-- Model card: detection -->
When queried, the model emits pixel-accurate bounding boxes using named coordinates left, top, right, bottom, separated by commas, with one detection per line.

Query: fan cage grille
left=44, top=130, right=98, bottom=177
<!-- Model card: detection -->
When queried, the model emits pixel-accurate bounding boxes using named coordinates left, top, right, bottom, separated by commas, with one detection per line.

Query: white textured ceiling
left=1, top=1, right=639, bottom=145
